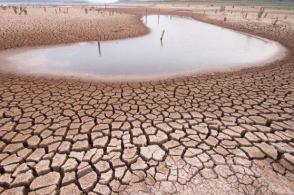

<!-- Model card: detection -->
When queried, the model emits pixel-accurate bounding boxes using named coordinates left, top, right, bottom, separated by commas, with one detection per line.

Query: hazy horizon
left=0, top=0, right=121, bottom=3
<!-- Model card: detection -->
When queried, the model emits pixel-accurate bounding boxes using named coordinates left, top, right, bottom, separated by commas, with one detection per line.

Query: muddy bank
left=0, top=7, right=148, bottom=51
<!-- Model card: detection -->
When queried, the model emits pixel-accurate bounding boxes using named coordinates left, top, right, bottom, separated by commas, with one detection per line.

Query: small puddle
left=1, top=15, right=286, bottom=81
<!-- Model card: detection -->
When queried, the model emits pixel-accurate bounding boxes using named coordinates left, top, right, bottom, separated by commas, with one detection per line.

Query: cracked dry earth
left=1, top=63, right=294, bottom=195
left=1, top=7, right=294, bottom=195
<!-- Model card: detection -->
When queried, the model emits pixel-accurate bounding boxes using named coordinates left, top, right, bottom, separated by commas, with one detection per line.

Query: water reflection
left=160, top=30, right=165, bottom=40
left=7, top=15, right=284, bottom=79
left=98, top=41, right=101, bottom=57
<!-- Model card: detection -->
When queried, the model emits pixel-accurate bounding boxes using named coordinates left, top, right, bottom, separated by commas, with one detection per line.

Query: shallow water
left=5, top=15, right=285, bottom=80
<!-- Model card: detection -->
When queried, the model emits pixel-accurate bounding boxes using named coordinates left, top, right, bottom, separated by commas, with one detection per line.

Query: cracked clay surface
left=1, top=5, right=294, bottom=195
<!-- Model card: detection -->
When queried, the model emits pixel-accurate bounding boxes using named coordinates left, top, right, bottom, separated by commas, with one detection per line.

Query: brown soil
left=0, top=4, right=294, bottom=195
left=0, top=7, right=148, bottom=50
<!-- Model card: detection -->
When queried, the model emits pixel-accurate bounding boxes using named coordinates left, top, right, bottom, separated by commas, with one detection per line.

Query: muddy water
left=4, top=15, right=286, bottom=81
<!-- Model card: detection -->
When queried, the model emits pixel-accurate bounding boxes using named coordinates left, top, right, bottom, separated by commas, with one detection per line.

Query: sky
left=87, top=0, right=118, bottom=2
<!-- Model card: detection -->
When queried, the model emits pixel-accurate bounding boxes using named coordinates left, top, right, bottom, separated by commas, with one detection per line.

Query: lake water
left=4, top=15, right=285, bottom=81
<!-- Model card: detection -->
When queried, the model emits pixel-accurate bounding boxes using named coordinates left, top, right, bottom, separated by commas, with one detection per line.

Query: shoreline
left=0, top=39, right=288, bottom=83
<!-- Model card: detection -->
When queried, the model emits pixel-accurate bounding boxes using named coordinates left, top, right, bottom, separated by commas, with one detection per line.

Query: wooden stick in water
left=98, top=41, right=101, bottom=57
left=160, top=30, right=165, bottom=40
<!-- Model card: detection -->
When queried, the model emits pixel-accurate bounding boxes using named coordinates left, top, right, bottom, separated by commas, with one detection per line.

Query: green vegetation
left=267, top=6, right=294, bottom=10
